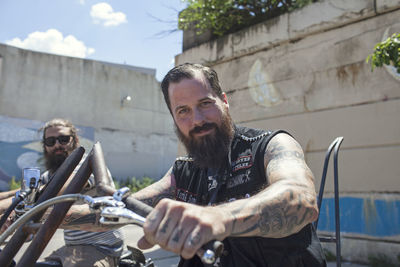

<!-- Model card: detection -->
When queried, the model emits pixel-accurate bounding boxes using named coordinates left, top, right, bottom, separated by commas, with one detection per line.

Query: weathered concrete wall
left=176, top=0, right=400, bottom=263
left=0, top=44, right=177, bottom=184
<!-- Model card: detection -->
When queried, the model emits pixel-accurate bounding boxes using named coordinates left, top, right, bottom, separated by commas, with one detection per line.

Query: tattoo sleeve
left=132, top=169, right=176, bottom=207
left=223, top=134, right=318, bottom=238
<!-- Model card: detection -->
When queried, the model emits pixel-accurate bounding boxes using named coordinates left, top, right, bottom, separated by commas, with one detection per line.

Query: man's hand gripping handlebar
left=89, top=187, right=224, bottom=265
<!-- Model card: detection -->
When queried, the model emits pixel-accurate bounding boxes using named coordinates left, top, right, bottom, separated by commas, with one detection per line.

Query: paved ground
left=6, top=225, right=369, bottom=266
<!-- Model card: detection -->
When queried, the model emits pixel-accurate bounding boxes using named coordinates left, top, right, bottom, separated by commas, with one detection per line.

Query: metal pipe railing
left=313, top=137, right=344, bottom=267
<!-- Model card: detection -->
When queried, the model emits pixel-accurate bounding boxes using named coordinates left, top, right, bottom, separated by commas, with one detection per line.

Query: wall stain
left=336, top=62, right=363, bottom=86
left=348, top=62, right=362, bottom=86
left=363, top=197, right=378, bottom=235
left=336, top=65, right=348, bottom=83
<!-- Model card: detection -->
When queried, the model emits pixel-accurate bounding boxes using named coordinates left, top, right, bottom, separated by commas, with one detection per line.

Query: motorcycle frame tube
left=17, top=151, right=92, bottom=267
left=91, top=142, right=153, bottom=218
left=0, top=147, right=85, bottom=267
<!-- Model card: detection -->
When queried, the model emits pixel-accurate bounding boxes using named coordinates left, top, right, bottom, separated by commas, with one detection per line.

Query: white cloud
left=6, top=29, right=95, bottom=58
left=78, top=0, right=85, bottom=5
left=90, top=2, right=127, bottom=27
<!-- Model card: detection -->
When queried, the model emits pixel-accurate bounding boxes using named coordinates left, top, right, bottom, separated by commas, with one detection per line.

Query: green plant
left=323, top=248, right=336, bottom=261
left=368, top=253, right=399, bottom=267
left=8, top=176, right=21, bottom=190
left=367, top=32, right=400, bottom=74
left=178, top=0, right=317, bottom=36
left=114, top=176, right=155, bottom=193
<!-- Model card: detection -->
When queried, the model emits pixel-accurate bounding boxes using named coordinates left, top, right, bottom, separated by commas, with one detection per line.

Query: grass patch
left=368, top=253, right=399, bottom=267
left=323, top=248, right=339, bottom=262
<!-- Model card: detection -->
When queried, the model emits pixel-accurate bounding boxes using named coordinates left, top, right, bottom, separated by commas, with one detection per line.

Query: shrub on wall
left=178, top=0, right=318, bottom=36
left=367, top=33, right=400, bottom=74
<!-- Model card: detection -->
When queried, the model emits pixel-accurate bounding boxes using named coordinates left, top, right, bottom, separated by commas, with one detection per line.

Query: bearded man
left=0, top=118, right=125, bottom=267
left=40, top=118, right=125, bottom=267
left=130, top=63, right=327, bottom=266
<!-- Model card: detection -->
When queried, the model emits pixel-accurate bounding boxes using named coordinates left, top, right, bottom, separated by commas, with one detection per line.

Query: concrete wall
left=0, top=44, right=177, bottom=185
left=176, top=0, right=400, bottom=263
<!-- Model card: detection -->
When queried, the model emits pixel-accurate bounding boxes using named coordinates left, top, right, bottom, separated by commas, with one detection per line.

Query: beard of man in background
left=176, top=107, right=234, bottom=170
left=44, top=141, right=76, bottom=174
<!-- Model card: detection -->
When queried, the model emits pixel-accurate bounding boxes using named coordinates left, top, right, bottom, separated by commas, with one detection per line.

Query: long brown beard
left=44, top=148, right=70, bottom=174
left=176, top=109, right=234, bottom=169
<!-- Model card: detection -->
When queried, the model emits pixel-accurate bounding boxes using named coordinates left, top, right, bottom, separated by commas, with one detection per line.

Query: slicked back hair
left=161, top=63, right=224, bottom=114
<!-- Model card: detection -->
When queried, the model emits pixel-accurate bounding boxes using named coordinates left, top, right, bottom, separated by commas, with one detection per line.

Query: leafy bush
left=367, top=33, right=400, bottom=74
left=114, top=176, right=155, bottom=193
left=178, top=0, right=317, bottom=36
left=8, top=177, right=21, bottom=190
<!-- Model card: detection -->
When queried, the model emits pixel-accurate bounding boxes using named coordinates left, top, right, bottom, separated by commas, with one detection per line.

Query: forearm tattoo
left=227, top=136, right=317, bottom=237
left=134, top=182, right=176, bottom=207
left=257, top=189, right=316, bottom=236
left=230, top=188, right=316, bottom=237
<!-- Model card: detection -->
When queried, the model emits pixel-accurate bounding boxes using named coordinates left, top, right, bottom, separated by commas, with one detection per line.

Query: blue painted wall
left=318, top=196, right=400, bottom=238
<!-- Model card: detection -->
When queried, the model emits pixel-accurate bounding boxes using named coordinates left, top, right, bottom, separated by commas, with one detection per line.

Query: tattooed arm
left=57, top=167, right=176, bottom=231
left=131, top=167, right=177, bottom=207
left=138, top=133, right=318, bottom=259
left=60, top=204, right=118, bottom=231
left=221, top=132, right=318, bottom=238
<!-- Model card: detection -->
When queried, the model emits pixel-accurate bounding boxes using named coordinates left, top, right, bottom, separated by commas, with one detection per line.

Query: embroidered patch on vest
left=176, top=188, right=197, bottom=203
left=232, top=154, right=253, bottom=172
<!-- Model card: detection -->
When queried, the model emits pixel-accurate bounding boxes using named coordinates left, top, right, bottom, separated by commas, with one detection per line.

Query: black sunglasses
left=44, top=135, right=72, bottom=147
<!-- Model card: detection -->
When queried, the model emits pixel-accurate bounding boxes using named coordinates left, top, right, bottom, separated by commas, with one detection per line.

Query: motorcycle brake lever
left=100, top=206, right=146, bottom=226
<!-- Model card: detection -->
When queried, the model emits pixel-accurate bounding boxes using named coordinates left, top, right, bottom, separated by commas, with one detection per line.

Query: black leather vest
left=173, top=126, right=326, bottom=267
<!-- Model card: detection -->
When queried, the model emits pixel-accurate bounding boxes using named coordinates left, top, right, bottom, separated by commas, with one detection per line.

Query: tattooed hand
left=137, top=198, right=230, bottom=259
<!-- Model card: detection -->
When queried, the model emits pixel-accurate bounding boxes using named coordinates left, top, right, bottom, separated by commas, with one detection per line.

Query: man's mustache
left=52, top=148, right=66, bottom=154
left=189, top=123, right=217, bottom=136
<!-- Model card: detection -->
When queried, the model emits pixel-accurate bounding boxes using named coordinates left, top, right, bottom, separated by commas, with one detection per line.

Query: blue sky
left=0, top=0, right=187, bottom=81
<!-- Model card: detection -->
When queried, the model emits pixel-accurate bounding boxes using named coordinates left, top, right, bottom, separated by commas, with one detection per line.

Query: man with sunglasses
left=41, top=118, right=125, bottom=267
left=0, top=118, right=125, bottom=267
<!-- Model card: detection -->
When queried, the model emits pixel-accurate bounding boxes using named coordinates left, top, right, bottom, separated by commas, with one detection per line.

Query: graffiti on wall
left=0, top=115, right=94, bottom=190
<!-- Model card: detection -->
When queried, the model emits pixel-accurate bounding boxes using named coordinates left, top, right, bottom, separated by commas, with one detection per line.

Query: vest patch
left=227, top=169, right=251, bottom=189
left=232, top=154, right=253, bottom=172
left=176, top=188, right=197, bottom=203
